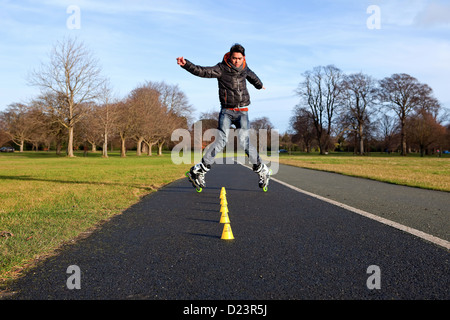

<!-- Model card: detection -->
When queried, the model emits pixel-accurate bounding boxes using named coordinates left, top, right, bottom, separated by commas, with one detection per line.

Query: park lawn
left=277, top=152, right=450, bottom=192
left=0, top=151, right=191, bottom=282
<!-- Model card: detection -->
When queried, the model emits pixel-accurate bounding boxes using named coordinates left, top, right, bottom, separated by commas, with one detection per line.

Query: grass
left=0, top=151, right=191, bottom=283
left=276, top=152, right=450, bottom=192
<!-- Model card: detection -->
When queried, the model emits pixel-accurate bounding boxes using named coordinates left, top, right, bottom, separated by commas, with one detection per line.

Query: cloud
left=374, top=0, right=427, bottom=26
left=414, top=1, right=450, bottom=27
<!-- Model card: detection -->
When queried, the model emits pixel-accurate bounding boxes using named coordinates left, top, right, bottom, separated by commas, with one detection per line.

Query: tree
left=379, top=73, right=427, bottom=156
left=341, top=72, right=378, bottom=155
left=0, top=126, right=10, bottom=147
left=153, top=82, right=192, bottom=155
left=444, top=124, right=450, bottom=153
left=96, top=82, right=118, bottom=158
left=0, top=103, right=42, bottom=152
left=406, top=110, right=443, bottom=156
left=127, top=82, right=164, bottom=156
left=156, top=81, right=193, bottom=127
left=114, top=99, right=135, bottom=158
left=406, top=92, right=443, bottom=156
left=33, top=92, right=70, bottom=154
left=290, top=106, right=316, bottom=152
left=28, top=36, right=105, bottom=157
left=377, top=113, right=399, bottom=153
left=77, top=104, right=103, bottom=152
left=197, top=111, right=220, bottom=150
left=279, top=132, right=295, bottom=154
left=251, top=116, right=274, bottom=151
left=296, top=65, right=344, bottom=154
left=24, top=106, right=49, bottom=151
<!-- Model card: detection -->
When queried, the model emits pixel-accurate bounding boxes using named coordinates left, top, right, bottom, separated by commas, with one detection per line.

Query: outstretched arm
left=176, top=57, right=222, bottom=78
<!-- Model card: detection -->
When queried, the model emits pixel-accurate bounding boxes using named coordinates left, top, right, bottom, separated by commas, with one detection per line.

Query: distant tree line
left=0, top=37, right=192, bottom=157
left=289, top=65, right=450, bottom=156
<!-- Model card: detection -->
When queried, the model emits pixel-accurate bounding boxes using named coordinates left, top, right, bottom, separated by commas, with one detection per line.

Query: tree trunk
left=136, top=137, right=144, bottom=156
left=400, top=118, right=407, bottom=156
left=316, top=130, right=324, bottom=155
left=157, top=141, right=164, bottom=156
left=67, top=126, right=74, bottom=157
left=146, top=142, right=154, bottom=156
left=120, top=137, right=126, bottom=157
left=102, top=131, right=108, bottom=158
left=56, top=142, right=62, bottom=155
left=359, top=124, right=364, bottom=155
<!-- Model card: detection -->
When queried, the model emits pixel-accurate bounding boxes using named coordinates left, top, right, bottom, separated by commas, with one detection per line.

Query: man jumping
left=176, top=43, right=270, bottom=191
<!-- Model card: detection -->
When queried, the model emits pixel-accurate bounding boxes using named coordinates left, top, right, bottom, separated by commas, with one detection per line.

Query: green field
left=1, top=151, right=449, bottom=284
left=0, top=151, right=190, bottom=282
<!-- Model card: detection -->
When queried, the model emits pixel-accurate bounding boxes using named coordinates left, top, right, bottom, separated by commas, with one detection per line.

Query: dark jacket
left=181, top=52, right=264, bottom=108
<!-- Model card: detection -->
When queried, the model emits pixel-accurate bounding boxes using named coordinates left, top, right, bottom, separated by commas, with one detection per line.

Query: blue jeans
left=202, top=108, right=261, bottom=166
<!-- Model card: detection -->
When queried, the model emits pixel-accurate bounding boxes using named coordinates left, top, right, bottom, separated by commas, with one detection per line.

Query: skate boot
left=253, top=163, right=272, bottom=192
left=186, top=162, right=210, bottom=192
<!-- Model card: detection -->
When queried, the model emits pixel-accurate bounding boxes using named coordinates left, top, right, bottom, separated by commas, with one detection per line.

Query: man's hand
left=176, top=57, right=186, bottom=66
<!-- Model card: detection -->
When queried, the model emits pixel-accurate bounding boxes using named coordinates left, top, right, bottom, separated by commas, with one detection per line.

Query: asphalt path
left=2, top=162, right=449, bottom=302
left=271, top=163, right=450, bottom=243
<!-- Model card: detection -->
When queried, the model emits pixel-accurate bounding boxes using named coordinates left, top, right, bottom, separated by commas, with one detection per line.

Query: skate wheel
left=263, top=186, right=268, bottom=192
left=196, top=187, right=203, bottom=193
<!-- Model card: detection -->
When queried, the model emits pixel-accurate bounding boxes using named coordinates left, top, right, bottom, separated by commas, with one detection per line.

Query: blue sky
left=1, top=0, right=450, bottom=133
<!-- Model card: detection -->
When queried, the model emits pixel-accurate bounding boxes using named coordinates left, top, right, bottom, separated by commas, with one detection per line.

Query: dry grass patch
left=278, top=154, right=450, bottom=192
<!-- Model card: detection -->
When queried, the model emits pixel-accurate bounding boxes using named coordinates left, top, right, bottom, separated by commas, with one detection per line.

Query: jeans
left=202, top=108, right=261, bottom=167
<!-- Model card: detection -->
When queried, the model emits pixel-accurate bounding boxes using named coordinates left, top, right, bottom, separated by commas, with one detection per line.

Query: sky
left=1, top=0, right=450, bottom=133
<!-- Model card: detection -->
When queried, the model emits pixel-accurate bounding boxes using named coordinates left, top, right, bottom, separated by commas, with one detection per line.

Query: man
left=176, top=43, right=270, bottom=190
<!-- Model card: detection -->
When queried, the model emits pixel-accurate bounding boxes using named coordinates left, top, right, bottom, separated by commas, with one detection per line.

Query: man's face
left=230, top=52, right=244, bottom=68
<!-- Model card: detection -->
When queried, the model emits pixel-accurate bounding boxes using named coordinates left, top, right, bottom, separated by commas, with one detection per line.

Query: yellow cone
left=220, top=205, right=229, bottom=214
left=221, top=223, right=234, bottom=240
left=220, top=187, right=226, bottom=199
left=219, top=206, right=230, bottom=223
left=220, top=197, right=228, bottom=206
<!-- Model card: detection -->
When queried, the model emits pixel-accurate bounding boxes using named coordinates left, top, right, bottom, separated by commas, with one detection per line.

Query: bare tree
left=406, top=110, right=443, bottom=156
left=77, top=104, right=103, bottom=152
left=28, top=36, right=105, bottom=157
left=127, top=83, right=163, bottom=156
left=33, top=92, right=70, bottom=154
left=296, top=65, right=344, bottom=154
left=199, top=110, right=219, bottom=129
left=377, top=113, right=399, bottom=153
left=0, top=103, right=42, bottom=152
left=0, top=125, right=10, bottom=147
left=25, top=107, right=49, bottom=151
left=114, top=100, right=135, bottom=158
left=156, top=110, right=186, bottom=155
left=96, top=82, right=118, bottom=158
left=444, top=124, right=450, bottom=153
left=153, top=82, right=192, bottom=155
left=406, top=91, right=443, bottom=156
left=156, top=81, right=193, bottom=125
left=279, top=132, right=295, bottom=154
left=341, top=72, right=378, bottom=155
left=290, top=106, right=316, bottom=152
left=251, top=116, right=274, bottom=151
left=379, top=73, right=428, bottom=156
